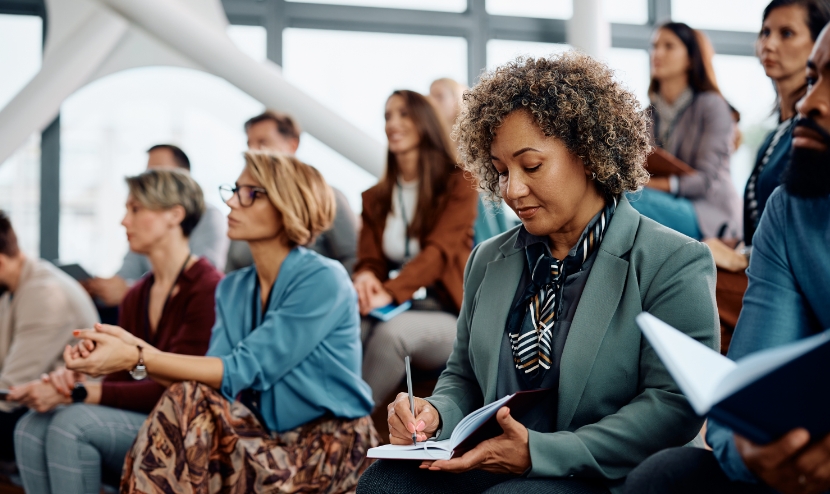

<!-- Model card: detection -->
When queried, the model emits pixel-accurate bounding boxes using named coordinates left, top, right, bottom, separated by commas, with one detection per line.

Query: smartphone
left=57, top=263, right=93, bottom=282
left=369, top=301, right=412, bottom=322
left=0, top=389, right=10, bottom=401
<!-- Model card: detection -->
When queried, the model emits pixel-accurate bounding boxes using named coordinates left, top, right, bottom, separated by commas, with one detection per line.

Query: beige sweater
left=0, top=258, right=98, bottom=411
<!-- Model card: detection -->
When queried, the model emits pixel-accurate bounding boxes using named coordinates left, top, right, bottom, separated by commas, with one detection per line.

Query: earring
left=592, top=172, right=597, bottom=180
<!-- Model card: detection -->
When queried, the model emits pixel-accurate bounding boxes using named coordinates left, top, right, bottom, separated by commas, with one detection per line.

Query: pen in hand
left=405, top=355, right=417, bottom=445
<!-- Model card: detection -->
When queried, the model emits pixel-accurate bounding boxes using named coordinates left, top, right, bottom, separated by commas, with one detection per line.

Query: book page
left=449, top=393, right=514, bottom=449
left=636, top=313, right=736, bottom=415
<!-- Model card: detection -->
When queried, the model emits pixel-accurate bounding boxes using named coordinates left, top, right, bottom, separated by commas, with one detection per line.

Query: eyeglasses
left=218, top=185, right=267, bottom=207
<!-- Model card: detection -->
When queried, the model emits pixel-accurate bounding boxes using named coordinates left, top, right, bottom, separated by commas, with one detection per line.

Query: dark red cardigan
left=100, top=258, right=222, bottom=413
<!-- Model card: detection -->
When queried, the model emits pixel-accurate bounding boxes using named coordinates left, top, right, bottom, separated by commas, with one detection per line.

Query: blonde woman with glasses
left=64, top=151, right=378, bottom=493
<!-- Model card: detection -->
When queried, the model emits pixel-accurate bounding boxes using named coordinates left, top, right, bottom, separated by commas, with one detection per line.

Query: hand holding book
left=420, top=406, right=531, bottom=475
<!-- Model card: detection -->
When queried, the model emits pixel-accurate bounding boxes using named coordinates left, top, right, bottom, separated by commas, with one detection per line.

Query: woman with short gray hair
left=13, top=168, right=223, bottom=494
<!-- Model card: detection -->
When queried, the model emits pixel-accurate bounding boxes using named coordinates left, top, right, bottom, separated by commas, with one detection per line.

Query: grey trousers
left=356, top=459, right=611, bottom=494
left=14, top=404, right=147, bottom=494
left=362, top=309, right=458, bottom=407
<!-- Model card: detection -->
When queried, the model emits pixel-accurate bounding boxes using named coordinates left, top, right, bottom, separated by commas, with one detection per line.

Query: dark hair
left=649, top=22, right=720, bottom=95
left=762, top=0, right=830, bottom=115
left=147, top=144, right=190, bottom=171
left=0, top=211, right=20, bottom=257
left=375, top=90, right=457, bottom=240
left=244, top=110, right=302, bottom=141
left=763, top=0, right=830, bottom=40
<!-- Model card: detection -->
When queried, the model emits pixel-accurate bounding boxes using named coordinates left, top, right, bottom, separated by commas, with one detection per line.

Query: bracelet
left=129, top=345, right=147, bottom=380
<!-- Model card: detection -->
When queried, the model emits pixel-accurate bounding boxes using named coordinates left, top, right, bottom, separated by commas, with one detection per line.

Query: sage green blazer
left=425, top=197, right=719, bottom=493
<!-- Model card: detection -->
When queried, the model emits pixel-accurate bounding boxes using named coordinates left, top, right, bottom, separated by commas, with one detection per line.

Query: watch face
left=130, top=364, right=148, bottom=380
left=71, top=384, right=88, bottom=403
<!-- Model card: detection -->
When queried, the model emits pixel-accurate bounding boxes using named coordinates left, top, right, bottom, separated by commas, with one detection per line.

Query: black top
left=495, top=213, right=604, bottom=433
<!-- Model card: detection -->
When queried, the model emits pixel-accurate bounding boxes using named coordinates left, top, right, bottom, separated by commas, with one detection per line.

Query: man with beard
left=623, top=22, right=830, bottom=494
left=0, top=212, right=98, bottom=463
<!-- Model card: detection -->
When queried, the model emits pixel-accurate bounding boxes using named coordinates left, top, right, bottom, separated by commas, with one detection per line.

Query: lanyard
left=143, top=252, right=191, bottom=343
left=397, top=183, right=411, bottom=261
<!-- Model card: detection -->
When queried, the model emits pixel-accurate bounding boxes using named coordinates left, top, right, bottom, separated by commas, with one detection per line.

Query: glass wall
left=59, top=68, right=262, bottom=275
left=486, top=0, right=649, bottom=24
left=0, top=14, right=42, bottom=257
left=282, top=28, right=468, bottom=209
left=671, top=0, right=767, bottom=32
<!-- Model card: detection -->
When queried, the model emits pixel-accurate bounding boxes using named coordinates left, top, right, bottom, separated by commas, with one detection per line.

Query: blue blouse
left=206, top=246, right=373, bottom=432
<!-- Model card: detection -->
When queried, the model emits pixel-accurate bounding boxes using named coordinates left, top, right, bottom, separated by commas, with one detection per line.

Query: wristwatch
left=71, top=382, right=87, bottom=403
left=129, top=345, right=147, bottom=380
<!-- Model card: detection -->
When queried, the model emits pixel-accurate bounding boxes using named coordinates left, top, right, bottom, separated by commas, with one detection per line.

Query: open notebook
left=636, top=312, right=830, bottom=444
left=368, top=388, right=550, bottom=460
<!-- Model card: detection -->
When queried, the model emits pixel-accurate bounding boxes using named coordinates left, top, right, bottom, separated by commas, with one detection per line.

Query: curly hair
left=454, top=51, right=651, bottom=202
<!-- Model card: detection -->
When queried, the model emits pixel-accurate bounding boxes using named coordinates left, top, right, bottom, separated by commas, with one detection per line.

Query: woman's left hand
left=365, top=289, right=394, bottom=313
left=420, top=407, right=531, bottom=475
left=64, top=328, right=145, bottom=377
left=7, top=379, right=71, bottom=412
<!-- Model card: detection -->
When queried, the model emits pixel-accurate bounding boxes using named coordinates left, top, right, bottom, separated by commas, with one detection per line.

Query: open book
left=636, top=312, right=830, bottom=444
left=367, top=388, right=550, bottom=460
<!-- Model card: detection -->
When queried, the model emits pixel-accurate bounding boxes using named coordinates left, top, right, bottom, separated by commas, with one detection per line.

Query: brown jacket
left=355, top=170, right=478, bottom=312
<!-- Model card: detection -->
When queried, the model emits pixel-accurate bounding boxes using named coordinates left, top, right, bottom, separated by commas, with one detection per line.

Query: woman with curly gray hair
left=358, top=52, right=719, bottom=494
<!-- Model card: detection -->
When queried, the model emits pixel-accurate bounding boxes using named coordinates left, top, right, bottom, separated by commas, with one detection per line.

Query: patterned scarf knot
left=507, top=198, right=617, bottom=386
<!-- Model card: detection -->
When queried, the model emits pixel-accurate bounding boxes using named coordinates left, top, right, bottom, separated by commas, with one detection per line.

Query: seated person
left=623, top=20, right=830, bottom=494
left=629, top=22, right=742, bottom=240
left=357, top=53, right=718, bottom=494
left=64, top=151, right=378, bottom=493
left=10, top=169, right=221, bottom=494
left=225, top=110, right=359, bottom=273
left=356, top=90, right=478, bottom=406
left=86, top=144, right=229, bottom=307
left=428, top=77, right=466, bottom=130
left=701, top=0, right=829, bottom=352
left=0, top=212, right=98, bottom=462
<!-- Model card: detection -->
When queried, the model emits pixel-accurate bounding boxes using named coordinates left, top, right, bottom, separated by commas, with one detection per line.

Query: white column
left=0, top=10, right=127, bottom=166
left=567, top=0, right=611, bottom=60
left=99, top=0, right=387, bottom=177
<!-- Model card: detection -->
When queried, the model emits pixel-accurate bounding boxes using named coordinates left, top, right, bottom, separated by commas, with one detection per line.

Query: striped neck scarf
left=507, top=198, right=617, bottom=386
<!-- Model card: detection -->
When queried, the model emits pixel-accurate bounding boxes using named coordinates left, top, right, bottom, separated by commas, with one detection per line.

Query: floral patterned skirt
left=121, top=381, right=379, bottom=494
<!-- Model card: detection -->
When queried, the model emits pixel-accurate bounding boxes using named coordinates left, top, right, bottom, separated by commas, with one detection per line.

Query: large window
left=0, top=14, right=42, bottom=257
left=671, top=0, right=767, bottom=32
left=713, top=54, right=777, bottom=193
left=486, top=0, right=649, bottom=24
left=283, top=28, right=468, bottom=208
left=59, top=68, right=263, bottom=275
left=286, top=0, right=466, bottom=12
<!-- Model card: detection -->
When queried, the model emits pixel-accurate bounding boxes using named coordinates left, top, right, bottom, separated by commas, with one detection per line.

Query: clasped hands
left=737, top=429, right=830, bottom=494
left=386, top=392, right=531, bottom=475
left=353, top=271, right=394, bottom=315
left=7, top=367, right=84, bottom=413
left=63, top=323, right=154, bottom=377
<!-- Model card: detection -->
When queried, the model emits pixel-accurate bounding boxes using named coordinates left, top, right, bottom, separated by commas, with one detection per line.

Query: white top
left=383, top=179, right=421, bottom=264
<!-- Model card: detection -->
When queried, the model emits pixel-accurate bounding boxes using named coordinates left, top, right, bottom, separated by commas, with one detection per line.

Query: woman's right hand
left=387, top=392, right=441, bottom=444
left=353, top=271, right=385, bottom=315
left=42, top=367, right=85, bottom=397
left=703, top=238, right=749, bottom=272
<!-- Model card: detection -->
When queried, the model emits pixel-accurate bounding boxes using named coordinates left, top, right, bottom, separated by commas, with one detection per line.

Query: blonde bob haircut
left=243, top=151, right=335, bottom=247
left=125, top=168, right=205, bottom=237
